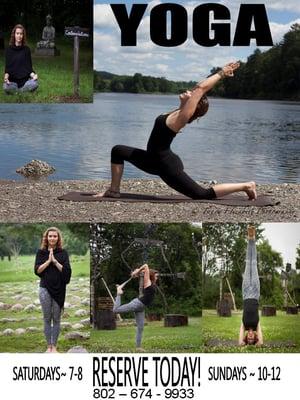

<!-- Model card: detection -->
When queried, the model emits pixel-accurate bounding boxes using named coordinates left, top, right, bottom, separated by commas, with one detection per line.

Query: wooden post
left=74, top=35, right=80, bottom=96
left=65, top=27, right=89, bottom=97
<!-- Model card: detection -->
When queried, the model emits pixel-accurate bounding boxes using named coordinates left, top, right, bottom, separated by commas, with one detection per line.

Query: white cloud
left=270, top=18, right=300, bottom=43
left=94, top=4, right=118, bottom=29
left=93, top=1, right=300, bottom=80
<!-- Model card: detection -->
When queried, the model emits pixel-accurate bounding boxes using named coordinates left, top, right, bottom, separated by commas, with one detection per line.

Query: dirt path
left=0, top=179, right=299, bottom=223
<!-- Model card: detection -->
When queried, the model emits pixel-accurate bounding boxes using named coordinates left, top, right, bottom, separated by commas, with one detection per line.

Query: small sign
left=65, top=26, right=89, bottom=38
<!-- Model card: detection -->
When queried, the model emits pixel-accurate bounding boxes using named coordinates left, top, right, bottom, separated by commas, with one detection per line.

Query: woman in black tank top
left=95, top=62, right=257, bottom=201
left=238, top=227, right=263, bottom=346
left=113, top=264, right=158, bottom=351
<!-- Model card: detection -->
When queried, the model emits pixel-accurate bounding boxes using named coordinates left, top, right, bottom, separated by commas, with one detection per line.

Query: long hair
left=40, top=227, right=63, bottom=250
left=243, top=332, right=258, bottom=345
left=188, top=94, right=209, bottom=123
left=9, top=24, right=27, bottom=46
left=149, top=269, right=158, bottom=284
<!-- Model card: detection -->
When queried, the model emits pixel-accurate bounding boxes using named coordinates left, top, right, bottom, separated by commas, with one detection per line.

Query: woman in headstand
left=238, top=226, right=263, bottom=346
left=3, top=24, right=38, bottom=94
left=97, top=62, right=256, bottom=200
left=113, top=264, right=158, bottom=351
left=34, top=227, right=72, bottom=352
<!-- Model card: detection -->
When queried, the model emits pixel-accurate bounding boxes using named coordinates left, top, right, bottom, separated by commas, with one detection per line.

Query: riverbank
left=0, top=179, right=298, bottom=223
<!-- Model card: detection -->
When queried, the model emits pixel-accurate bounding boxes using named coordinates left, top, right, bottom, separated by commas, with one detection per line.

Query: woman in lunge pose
left=34, top=227, right=72, bottom=352
left=238, top=226, right=263, bottom=346
left=97, top=62, right=256, bottom=201
left=3, top=24, right=38, bottom=94
left=113, top=264, right=158, bottom=351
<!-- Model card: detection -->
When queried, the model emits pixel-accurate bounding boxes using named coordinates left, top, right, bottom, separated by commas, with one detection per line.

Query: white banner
left=0, top=354, right=299, bottom=400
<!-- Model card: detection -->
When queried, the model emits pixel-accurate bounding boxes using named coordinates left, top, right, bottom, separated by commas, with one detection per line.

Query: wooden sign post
left=65, top=26, right=89, bottom=97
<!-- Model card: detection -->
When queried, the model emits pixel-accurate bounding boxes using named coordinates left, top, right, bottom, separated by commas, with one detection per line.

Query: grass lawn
left=0, top=253, right=90, bottom=283
left=88, top=317, right=202, bottom=353
left=203, top=309, right=300, bottom=353
left=0, top=254, right=90, bottom=352
left=0, top=36, right=93, bottom=103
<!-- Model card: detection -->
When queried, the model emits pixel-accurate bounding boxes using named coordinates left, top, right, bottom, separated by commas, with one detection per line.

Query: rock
left=16, top=160, right=55, bottom=177
left=11, top=304, right=24, bottom=311
left=26, top=327, right=40, bottom=333
left=80, top=318, right=90, bottom=326
left=24, top=304, right=37, bottom=312
left=81, top=298, right=90, bottom=306
left=67, top=346, right=88, bottom=353
left=15, top=328, right=26, bottom=336
left=72, top=323, right=84, bottom=330
left=74, top=309, right=88, bottom=317
left=13, top=294, right=23, bottom=300
left=3, top=328, right=14, bottom=336
left=64, top=302, right=72, bottom=309
left=0, top=303, right=11, bottom=310
left=60, top=322, right=72, bottom=330
left=34, top=299, right=40, bottom=306
left=71, top=295, right=81, bottom=302
left=62, top=312, right=71, bottom=319
left=65, top=331, right=90, bottom=340
left=0, top=318, right=21, bottom=323
left=21, top=296, right=31, bottom=302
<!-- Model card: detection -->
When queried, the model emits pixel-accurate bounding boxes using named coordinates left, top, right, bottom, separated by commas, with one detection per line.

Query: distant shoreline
left=94, top=91, right=300, bottom=102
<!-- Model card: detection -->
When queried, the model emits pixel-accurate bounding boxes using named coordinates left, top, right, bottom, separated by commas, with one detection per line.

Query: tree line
left=0, top=224, right=89, bottom=258
left=95, top=24, right=300, bottom=100
left=94, top=71, right=196, bottom=95
left=0, top=0, right=92, bottom=38
left=90, top=223, right=202, bottom=316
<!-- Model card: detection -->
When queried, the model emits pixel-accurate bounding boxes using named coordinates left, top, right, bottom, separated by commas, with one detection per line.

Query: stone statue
left=37, top=15, right=55, bottom=49
left=35, top=15, right=60, bottom=56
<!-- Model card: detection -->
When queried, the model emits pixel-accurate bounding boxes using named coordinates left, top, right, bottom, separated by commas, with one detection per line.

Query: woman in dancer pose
left=113, top=264, right=158, bottom=351
left=97, top=62, right=256, bottom=201
left=238, top=226, right=263, bottom=346
left=34, top=227, right=72, bottom=352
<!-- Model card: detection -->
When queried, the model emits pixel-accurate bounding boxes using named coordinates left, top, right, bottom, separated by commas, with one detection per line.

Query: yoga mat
left=58, top=192, right=279, bottom=207
left=205, top=338, right=296, bottom=348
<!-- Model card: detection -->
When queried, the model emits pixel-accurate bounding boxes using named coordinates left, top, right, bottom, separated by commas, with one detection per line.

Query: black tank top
left=147, top=114, right=176, bottom=154
left=242, top=299, right=259, bottom=330
left=139, top=284, right=156, bottom=307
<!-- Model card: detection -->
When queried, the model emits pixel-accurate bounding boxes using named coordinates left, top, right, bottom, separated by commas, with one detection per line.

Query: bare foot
left=245, top=181, right=257, bottom=200
left=45, top=346, right=52, bottom=353
left=51, top=346, right=59, bottom=353
left=136, top=347, right=145, bottom=352
left=116, top=284, right=124, bottom=295
left=93, top=189, right=120, bottom=198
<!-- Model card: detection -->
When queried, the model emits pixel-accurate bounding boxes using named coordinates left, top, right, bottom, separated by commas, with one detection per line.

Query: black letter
left=150, top=3, right=187, bottom=47
left=111, top=4, right=147, bottom=46
left=233, top=4, right=273, bottom=46
left=93, top=357, right=101, bottom=386
left=193, top=4, right=231, bottom=46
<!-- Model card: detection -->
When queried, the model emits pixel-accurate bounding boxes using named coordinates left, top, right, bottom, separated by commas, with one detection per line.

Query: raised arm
left=131, top=263, right=151, bottom=288
left=238, top=322, right=246, bottom=346
left=256, top=322, right=263, bottom=346
left=167, top=62, right=240, bottom=132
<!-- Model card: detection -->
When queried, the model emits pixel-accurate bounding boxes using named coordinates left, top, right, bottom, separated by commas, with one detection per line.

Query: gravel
left=0, top=179, right=299, bottom=223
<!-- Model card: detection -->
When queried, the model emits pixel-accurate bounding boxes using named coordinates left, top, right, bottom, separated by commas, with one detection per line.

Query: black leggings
left=111, top=145, right=216, bottom=200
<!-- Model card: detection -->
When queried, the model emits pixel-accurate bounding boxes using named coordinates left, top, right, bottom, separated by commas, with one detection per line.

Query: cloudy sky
left=94, top=0, right=300, bottom=80
left=262, top=223, right=300, bottom=269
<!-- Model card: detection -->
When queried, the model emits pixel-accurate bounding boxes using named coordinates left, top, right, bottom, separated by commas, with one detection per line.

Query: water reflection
left=0, top=94, right=299, bottom=183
